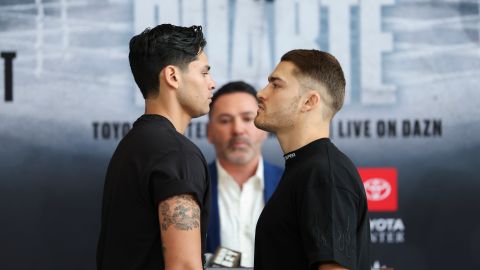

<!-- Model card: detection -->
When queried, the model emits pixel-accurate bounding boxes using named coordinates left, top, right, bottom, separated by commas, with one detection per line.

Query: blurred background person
left=206, top=81, right=283, bottom=267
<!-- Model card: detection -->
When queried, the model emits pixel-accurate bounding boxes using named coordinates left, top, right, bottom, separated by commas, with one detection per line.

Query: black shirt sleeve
left=148, top=150, right=207, bottom=209
left=296, top=170, right=360, bottom=269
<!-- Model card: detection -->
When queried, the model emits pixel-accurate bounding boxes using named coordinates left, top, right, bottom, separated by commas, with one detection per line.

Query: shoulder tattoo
left=159, top=194, right=200, bottom=231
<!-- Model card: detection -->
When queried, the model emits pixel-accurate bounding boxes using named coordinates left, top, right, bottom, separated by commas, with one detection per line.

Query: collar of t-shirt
left=283, top=138, right=331, bottom=166
left=136, top=114, right=176, bottom=129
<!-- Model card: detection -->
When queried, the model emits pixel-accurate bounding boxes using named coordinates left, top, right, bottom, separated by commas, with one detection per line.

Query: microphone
left=208, top=246, right=242, bottom=268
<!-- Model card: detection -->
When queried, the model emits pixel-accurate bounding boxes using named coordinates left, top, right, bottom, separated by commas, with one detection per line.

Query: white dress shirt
left=216, top=158, right=265, bottom=267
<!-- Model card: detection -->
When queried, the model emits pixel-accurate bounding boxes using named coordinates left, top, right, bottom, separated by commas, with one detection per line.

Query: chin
left=253, top=117, right=261, bottom=127
left=226, top=153, right=253, bottom=165
left=254, top=119, right=267, bottom=130
left=254, top=120, right=276, bottom=133
left=191, top=108, right=209, bottom=118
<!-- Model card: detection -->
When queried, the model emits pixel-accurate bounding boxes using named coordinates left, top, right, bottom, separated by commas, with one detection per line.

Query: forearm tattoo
left=159, top=194, right=200, bottom=231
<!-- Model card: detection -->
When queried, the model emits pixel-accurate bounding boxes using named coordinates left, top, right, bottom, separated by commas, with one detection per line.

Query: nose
left=232, top=117, right=245, bottom=135
left=209, top=77, right=216, bottom=91
left=257, top=85, right=267, bottom=101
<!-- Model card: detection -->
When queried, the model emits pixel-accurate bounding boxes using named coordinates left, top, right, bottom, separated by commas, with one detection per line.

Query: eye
left=270, top=80, right=281, bottom=88
left=218, top=117, right=231, bottom=124
left=243, top=116, right=254, bottom=123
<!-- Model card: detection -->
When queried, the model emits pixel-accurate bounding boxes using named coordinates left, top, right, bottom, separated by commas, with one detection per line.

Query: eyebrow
left=240, top=111, right=256, bottom=117
left=216, top=111, right=256, bottom=118
left=268, top=75, right=285, bottom=84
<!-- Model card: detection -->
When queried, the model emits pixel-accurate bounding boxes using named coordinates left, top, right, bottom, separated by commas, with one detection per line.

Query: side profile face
left=208, top=92, right=267, bottom=165
left=177, top=51, right=216, bottom=118
left=254, top=61, right=302, bottom=133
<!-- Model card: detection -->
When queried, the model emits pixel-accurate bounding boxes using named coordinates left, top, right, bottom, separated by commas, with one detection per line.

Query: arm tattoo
left=159, top=194, right=200, bottom=231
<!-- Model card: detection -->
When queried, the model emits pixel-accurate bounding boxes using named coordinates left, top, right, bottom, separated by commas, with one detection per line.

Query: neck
left=218, top=155, right=260, bottom=189
left=145, top=98, right=191, bottom=134
left=276, top=120, right=330, bottom=154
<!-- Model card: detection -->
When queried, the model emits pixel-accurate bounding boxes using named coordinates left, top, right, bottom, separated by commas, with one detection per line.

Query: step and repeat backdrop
left=1, top=0, right=479, bottom=269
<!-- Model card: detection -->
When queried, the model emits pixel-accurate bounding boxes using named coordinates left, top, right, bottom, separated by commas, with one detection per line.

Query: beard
left=254, top=98, right=299, bottom=133
left=254, top=113, right=277, bottom=133
left=222, top=136, right=257, bottom=165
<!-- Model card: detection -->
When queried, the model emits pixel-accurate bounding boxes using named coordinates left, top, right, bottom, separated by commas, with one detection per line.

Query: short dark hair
left=281, top=49, right=345, bottom=118
left=129, top=24, right=206, bottom=99
left=209, top=81, right=257, bottom=117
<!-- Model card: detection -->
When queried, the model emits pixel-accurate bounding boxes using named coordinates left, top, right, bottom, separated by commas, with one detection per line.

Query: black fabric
left=254, top=138, right=370, bottom=270
left=97, top=114, right=210, bottom=270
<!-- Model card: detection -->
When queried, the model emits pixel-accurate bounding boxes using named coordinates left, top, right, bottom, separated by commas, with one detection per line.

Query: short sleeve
left=148, top=150, right=207, bottom=209
left=296, top=172, right=359, bottom=269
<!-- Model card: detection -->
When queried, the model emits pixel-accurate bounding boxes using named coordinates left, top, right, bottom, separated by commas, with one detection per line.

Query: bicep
left=158, top=194, right=202, bottom=269
left=318, top=263, right=348, bottom=270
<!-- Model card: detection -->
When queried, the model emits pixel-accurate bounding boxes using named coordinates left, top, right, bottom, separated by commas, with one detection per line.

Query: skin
left=318, top=264, right=349, bottom=270
left=176, top=52, right=216, bottom=119
left=149, top=51, right=215, bottom=270
left=146, top=51, right=216, bottom=133
left=255, top=61, right=347, bottom=270
left=255, top=60, right=330, bottom=154
left=207, top=92, right=267, bottom=187
left=254, top=61, right=302, bottom=135
left=159, top=195, right=202, bottom=270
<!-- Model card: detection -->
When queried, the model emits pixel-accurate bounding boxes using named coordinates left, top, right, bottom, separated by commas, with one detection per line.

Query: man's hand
left=318, top=263, right=348, bottom=270
left=159, top=194, right=203, bottom=270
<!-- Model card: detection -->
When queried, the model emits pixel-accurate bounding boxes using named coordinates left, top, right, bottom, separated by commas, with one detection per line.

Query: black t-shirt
left=254, top=138, right=370, bottom=270
left=97, top=114, right=210, bottom=270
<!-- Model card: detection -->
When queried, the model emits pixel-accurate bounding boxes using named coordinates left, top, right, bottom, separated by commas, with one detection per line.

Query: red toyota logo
left=358, top=168, right=398, bottom=212
left=364, top=178, right=392, bottom=201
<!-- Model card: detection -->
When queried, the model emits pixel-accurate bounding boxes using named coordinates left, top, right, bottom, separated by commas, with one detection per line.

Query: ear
left=162, top=65, right=181, bottom=89
left=301, top=90, right=320, bottom=112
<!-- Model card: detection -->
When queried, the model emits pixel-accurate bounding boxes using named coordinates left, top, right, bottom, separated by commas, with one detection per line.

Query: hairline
left=283, top=60, right=334, bottom=119
left=208, top=91, right=258, bottom=119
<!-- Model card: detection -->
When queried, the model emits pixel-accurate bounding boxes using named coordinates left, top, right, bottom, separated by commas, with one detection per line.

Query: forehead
left=188, top=51, right=209, bottom=68
left=270, top=61, right=298, bottom=80
left=196, top=51, right=208, bottom=62
left=211, top=92, right=258, bottom=114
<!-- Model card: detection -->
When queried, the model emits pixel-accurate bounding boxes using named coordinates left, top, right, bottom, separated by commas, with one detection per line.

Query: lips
left=232, top=142, right=247, bottom=148
left=229, top=138, right=250, bottom=148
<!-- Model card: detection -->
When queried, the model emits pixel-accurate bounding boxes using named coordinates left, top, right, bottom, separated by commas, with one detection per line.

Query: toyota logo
left=364, top=178, right=391, bottom=201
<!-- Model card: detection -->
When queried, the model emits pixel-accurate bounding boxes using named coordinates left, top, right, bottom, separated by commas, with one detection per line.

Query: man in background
left=206, top=81, right=283, bottom=267
left=97, top=24, right=216, bottom=270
